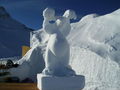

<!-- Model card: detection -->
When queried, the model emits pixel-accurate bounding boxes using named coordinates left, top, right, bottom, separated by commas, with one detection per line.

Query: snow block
left=37, top=74, right=85, bottom=90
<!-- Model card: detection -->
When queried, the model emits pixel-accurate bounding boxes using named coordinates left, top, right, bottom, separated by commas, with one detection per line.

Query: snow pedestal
left=37, top=74, right=85, bottom=90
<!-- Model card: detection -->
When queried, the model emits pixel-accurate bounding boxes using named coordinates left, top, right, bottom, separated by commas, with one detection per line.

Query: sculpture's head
left=63, top=10, right=77, bottom=20
left=43, top=8, right=57, bottom=35
left=43, top=8, right=77, bottom=36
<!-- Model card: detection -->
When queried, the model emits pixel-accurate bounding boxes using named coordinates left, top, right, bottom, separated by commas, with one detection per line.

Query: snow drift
left=68, top=9, right=120, bottom=65
left=11, top=8, right=120, bottom=89
left=68, top=9, right=120, bottom=90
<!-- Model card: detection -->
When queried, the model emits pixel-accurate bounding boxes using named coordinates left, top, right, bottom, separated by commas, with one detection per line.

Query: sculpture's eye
left=49, top=20, right=55, bottom=24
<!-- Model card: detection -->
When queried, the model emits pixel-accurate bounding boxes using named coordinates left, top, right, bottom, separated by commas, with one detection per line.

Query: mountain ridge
left=0, top=6, right=33, bottom=58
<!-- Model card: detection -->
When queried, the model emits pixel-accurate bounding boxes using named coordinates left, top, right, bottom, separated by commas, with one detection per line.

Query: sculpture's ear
left=63, top=10, right=77, bottom=20
left=43, top=8, right=55, bottom=20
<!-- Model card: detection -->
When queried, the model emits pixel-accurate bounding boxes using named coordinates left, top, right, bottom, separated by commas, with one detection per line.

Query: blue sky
left=0, top=0, right=120, bottom=30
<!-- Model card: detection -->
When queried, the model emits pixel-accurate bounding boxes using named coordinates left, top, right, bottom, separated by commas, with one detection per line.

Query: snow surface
left=10, top=8, right=120, bottom=90
left=0, top=6, right=33, bottom=58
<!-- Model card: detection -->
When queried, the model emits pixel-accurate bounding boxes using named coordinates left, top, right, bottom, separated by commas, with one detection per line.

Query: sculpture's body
left=42, top=8, right=76, bottom=76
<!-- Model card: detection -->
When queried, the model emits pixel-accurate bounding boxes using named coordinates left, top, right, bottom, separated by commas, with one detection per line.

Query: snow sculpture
left=42, top=8, right=76, bottom=76
left=37, top=8, right=85, bottom=90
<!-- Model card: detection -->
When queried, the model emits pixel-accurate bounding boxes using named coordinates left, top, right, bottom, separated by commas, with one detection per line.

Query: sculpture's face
left=44, top=21, right=57, bottom=34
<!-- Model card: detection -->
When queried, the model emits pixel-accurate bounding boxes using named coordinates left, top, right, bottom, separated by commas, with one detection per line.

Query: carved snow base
left=37, top=74, right=85, bottom=90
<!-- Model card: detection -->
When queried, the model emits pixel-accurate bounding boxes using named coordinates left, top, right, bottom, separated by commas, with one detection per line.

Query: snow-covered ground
left=9, top=8, right=120, bottom=90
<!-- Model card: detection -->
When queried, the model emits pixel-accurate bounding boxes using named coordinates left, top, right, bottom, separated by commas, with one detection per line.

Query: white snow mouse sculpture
left=42, top=8, right=76, bottom=76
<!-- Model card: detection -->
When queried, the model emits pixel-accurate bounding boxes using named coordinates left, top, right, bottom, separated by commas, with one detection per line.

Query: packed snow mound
left=67, top=9, right=120, bottom=90
left=0, top=6, right=33, bottom=58
left=68, top=9, right=120, bottom=65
